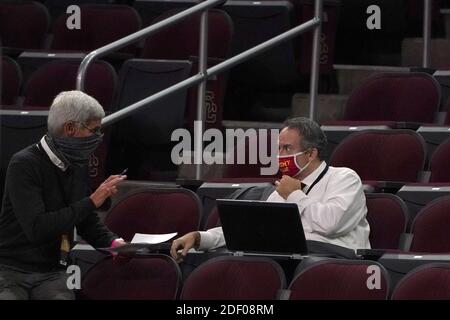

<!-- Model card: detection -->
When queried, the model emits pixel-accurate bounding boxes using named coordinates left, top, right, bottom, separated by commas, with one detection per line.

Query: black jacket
left=0, top=143, right=117, bottom=272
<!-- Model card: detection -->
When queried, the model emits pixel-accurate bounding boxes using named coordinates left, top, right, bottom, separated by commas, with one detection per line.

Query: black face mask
left=45, top=133, right=103, bottom=167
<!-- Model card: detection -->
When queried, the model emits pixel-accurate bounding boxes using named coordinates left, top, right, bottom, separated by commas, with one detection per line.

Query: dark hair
left=282, top=117, right=328, bottom=160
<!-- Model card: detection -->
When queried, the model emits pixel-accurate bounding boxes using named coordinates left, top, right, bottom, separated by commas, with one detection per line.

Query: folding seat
left=44, top=0, right=116, bottom=25
left=329, top=129, right=427, bottom=191
left=391, top=263, right=450, bottom=300
left=104, top=187, right=201, bottom=241
left=322, top=72, right=441, bottom=156
left=1, top=56, right=22, bottom=107
left=429, top=138, right=450, bottom=183
left=0, top=1, right=50, bottom=51
left=22, top=60, right=117, bottom=109
left=408, top=196, right=450, bottom=253
left=80, top=254, right=182, bottom=300
left=296, top=0, right=340, bottom=76
left=180, top=256, right=286, bottom=299
left=133, top=0, right=198, bottom=26
left=286, top=259, right=390, bottom=300
left=365, top=193, right=409, bottom=250
left=141, top=9, right=233, bottom=60
left=223, top=1, right=297, bottom=89
left=109, top=58, right=192, bottom=180
left=50, top=4, right=141, bottom=54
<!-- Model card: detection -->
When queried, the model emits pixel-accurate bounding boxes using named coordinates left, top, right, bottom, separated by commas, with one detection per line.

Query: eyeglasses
left=73, top=121, right=103, bottom=137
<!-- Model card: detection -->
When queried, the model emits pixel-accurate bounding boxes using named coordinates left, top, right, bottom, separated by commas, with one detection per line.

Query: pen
left=120, top=168, right=128, bottom=176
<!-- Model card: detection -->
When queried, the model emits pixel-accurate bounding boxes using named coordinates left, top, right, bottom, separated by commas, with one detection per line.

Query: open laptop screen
left=216, top=199, right=308, bottom=255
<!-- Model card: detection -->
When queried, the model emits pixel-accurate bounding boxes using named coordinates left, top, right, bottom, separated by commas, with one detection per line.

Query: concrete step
left=291, top=93, right=349, bottom=123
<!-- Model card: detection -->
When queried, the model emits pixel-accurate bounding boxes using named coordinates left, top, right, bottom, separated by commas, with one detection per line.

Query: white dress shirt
left=198, top=161, right=371, bottom=251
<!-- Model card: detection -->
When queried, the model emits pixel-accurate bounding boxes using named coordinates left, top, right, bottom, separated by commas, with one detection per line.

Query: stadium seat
left=392, top=263, right=450, bottom=300
left=326, top=72, right=441, bottom=126
left=329, top=129, right=427, bottom=185
left=22, top=59, right=117, bottom=109
left=180, top=256, right=286, bottom=300
left=141, top=9, right=233, bottom=60
left=109, top=58, right=192, bottom=180
left=104, top=187, right=201, bottom=241
left=80, top=254, right=182, bottom=300
left=287, top=259, right=390, bottom=299
left=1, top=56, right=22, bottom=107
left=365, top=193, right=409, bottom=250
left=51, top=4, right=141, bottom=54
left=0, top=1, right=50, bottom=50
left=223, top=1, right=297, bottom=89
left=409, top=195, right=450, bottom=253
left=133, top=0, right=198, bottom=26
left=429, top=138, right=450, bottom=183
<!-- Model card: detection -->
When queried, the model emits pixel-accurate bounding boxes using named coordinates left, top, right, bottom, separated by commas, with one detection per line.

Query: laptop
left=216, top=199, right=308, bottom=258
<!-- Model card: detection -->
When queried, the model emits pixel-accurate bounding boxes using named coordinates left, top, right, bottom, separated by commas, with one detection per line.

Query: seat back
left=366, top=193, right=408, bottom=249
left=288, top=259, right=390, bottom=300
left=105, top=188, right=201, bottom=241
left=344, top=72, right=440, bottom=123
left=23, top=59, right=117, bottom=110
left=391, top=263, right=450, bottom=300
left=141, top=9, right=233, bottom=60
left=1, top=56, right=22, bottom=107
left=330, top=129, right=426, bottom=182
left=0, top=1, right=49, bottom=50
left=81, top=254, right=181, bottom=300
left=429, top=138, right=450, bottom=183
left=410, top=195, right=450, bottom=253
left=223, top=1, right=297, bottom=88
left=181, top=256, right=286, bottom=300
left=51, top=4, right=141, bottom=54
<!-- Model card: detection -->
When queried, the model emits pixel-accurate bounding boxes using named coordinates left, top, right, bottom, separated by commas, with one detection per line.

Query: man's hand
left=275, top=175, right=302, bottom=200
left=89, top=175, right=126, bottom=208
left=170, top=231, right=200, bottom=263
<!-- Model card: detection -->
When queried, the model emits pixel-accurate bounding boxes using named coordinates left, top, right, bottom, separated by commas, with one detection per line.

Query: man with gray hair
left=0, top=91, right=126, bottom=300
left=171, top=117, right=370, bottom=260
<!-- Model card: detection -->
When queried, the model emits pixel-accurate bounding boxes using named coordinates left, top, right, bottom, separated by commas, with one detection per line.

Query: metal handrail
left=76, top=0, right=225, bottom=91
left=76, top=0, right=324, bottom=179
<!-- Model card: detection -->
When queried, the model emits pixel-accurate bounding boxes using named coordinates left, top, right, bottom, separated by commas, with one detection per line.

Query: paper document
left=131, top=232, right=177, bottom=244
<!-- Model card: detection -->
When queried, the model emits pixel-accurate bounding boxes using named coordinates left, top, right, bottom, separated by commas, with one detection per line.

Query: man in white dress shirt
left=171, top=117, right=370, bottom=261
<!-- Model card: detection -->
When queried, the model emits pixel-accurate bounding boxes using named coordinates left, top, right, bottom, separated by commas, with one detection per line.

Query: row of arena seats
left=79, top=254, right=450, bottom=300
left=99, top=186, right=450, bottom=253
left=3, top=0, right=450, bottom=67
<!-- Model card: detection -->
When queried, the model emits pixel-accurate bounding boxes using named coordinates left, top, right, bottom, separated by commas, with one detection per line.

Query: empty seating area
left=2, top=0, right=450, bottom=303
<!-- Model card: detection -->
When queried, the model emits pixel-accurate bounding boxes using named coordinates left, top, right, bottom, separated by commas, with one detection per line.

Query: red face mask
left=278, top=151, right=311, bottom=177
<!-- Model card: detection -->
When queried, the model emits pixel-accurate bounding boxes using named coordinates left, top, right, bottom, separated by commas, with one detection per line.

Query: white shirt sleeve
left=286, top=169, right=367, bottom=238
left=198, top=227, right=225, bottom=251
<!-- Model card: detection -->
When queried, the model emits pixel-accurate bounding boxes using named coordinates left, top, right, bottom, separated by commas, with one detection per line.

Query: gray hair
left=47, top=91, right=105, bottom=136
left=282, top=117, right=328, bottom=160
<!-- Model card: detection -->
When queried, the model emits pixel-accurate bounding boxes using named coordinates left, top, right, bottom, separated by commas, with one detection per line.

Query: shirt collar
left=301, top=161, right=327, bottom=188
left=39, top=136, right=68, bottom=171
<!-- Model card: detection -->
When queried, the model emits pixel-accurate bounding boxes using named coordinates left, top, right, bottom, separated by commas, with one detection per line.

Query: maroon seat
left=181, top=256, right=286, bottom=300
left=23, top=60, right=117, bottom=109
left=366, top=193, right=408, bottom=250
left=329, top=129, right=426, bottom=183
left=392, top=263, right=450, bottom=300
left=1, top=56, right=22, bottom=107
left=429, top=138, right=450, bottom=183
left=0, top=1, right=49, bottom=50
left=105, top=188, right=201, bottom=241
left=288, top=259, right=390, bottom=300
left=409, top=196, right=450, bottom=253
left=81, top=254, right=181, bottom=300
left=324, top=72, right=440, bottom=127
left=141, top=9, right=233, bottom=60
left=51, top=4, right=141, bottom=54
